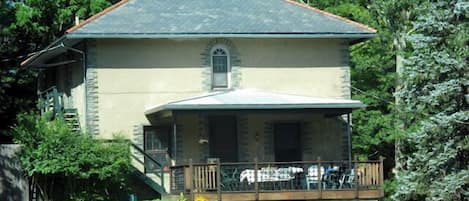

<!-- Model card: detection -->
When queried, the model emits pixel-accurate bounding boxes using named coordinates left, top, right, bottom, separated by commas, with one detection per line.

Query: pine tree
left=393, top=0, right=469, bottom=200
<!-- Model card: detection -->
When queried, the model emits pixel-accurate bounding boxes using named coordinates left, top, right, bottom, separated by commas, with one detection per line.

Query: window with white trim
left=211, top=45, right=230, bottom=88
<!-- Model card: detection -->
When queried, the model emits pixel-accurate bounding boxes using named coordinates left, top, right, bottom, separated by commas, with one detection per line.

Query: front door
left=274, top=123, right=301, bottom=162
left=209, top=116, right=238, bottom=162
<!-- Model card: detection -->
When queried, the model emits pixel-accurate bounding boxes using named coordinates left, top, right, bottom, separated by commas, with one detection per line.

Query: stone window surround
left=201, top=38, right=241, bottom=91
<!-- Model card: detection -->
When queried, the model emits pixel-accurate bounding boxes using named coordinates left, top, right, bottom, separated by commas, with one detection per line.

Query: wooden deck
left=194, top=189, right=383, bottom=200
left=170, top=159, right=384, bottom=200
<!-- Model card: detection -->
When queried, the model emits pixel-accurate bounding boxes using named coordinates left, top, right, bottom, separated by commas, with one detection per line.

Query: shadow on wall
left=0, top=144, right=29, bottom=201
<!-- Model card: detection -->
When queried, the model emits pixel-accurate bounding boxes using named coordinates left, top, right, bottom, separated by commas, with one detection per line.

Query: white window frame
left=210, top=44, right=231, bottom=89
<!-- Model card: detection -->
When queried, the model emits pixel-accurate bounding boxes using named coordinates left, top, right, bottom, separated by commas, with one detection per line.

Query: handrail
left=102, top=140, right=166, bottom=192
left=175, top=160, right=381, bottom=166
left=38, top=86, right=58, bottom=96
left=100, top=139, right=164, bottom=170
left=38, top=86, right=63, bottom=116
left=130, top=143, right=164, bottom=168
left=170, top=158, right=384, bottom=195
left=130, top=142, right=165, bottom=192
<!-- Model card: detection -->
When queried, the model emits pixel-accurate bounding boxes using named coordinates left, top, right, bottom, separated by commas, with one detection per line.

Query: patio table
left=240, top=167, right=303, bottom=184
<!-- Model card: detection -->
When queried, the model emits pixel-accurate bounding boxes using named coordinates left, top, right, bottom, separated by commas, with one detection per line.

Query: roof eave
left=145, top=103, right=366, bottom=116
left=66, top=33, right=376, bottom=39
left=20, top=36, right=67, bottom=67
left=20, top=35, right=84, bottom=68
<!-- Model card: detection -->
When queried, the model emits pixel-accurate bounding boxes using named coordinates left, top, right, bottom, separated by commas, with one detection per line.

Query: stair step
left=60, top=108, right=80, bottom=132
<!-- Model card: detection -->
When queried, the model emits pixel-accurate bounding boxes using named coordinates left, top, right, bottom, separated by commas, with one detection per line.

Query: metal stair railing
left=130, top=143, right=165, bottom=192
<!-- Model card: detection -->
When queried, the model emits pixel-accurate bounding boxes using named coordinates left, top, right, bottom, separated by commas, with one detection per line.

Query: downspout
left=61, top=43, right=87, bottom=133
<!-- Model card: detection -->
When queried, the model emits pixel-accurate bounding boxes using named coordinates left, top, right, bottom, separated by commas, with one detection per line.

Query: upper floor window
left=211, top=45, right=230, bottom=89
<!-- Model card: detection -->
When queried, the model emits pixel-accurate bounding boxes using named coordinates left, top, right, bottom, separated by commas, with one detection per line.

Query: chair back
left=307, top=165, right=325, bottom=179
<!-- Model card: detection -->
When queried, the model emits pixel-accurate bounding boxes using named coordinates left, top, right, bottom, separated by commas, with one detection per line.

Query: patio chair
left=339, top=169, right=356, bottom=189
left=305, top=165, right=324, bottom=190
left=322, top=166, right=340, bottom=189
left=221, top=168, right=239, bottom=191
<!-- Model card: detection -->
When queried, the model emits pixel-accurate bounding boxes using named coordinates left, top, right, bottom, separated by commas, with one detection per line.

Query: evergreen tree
left=393, top=0, right=468, bottom=200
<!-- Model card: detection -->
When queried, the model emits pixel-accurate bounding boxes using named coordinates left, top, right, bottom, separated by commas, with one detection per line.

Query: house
left=22, top=0, right=384, bottom=200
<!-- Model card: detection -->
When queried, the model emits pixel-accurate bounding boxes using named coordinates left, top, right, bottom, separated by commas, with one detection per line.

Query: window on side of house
left=211, top=45, right=230, bottom=89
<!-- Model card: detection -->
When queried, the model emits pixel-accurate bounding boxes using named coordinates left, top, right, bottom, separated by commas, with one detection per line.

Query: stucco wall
left=95, top=39, right=207, bottom=138
left=92, top=38, right=350, bottom=138
left=236, top=39, right=349, bottom=98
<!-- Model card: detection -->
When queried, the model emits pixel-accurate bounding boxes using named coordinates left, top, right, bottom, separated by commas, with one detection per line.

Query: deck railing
left=170, top=158, right=384, bottom=196
left=38, top=86, right=64, bottom=116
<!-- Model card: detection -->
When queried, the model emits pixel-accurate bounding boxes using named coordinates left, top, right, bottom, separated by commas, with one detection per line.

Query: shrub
left=12, top=113, right=132, bottom=201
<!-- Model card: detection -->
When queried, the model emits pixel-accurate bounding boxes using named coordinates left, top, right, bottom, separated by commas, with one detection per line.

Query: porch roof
left=145, top=90, right=365, bottom=115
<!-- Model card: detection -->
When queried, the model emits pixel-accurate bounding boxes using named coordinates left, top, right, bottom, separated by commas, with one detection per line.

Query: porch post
left=346, top=113, right=352, bottom=165
left=172, top=112, right=177, bottom=161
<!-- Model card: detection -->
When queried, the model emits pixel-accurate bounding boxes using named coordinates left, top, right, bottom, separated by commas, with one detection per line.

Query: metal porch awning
left=145, top=89, right=365, bottom=116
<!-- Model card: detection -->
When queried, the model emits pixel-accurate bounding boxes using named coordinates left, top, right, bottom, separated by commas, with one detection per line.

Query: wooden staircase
left=63, top=108, right=81, bottom=132
left=39, top=86, right=81, bottom=132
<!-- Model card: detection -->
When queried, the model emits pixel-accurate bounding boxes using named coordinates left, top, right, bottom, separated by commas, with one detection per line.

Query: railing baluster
left=254, top=158, right=259, bottom=201
left=216, top=159, right=221, bottom=201
left=317, top=157, right=322, bottom=199
left=379, top=157, right=384, bottom=196
left=354, top=157, right=359, bottom=199
left=196, top=166, right=200, bottom=191
left=189, top=159, right=193, bottom=200
left=202, top=166, right=206, bottom=191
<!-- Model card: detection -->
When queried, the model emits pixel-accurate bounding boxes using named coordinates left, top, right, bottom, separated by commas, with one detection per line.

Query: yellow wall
left=92, top=38, right=350, bottom=139
left=235, top=39, right=348, bottom=98
left=95, top=39, right=207, bottom=138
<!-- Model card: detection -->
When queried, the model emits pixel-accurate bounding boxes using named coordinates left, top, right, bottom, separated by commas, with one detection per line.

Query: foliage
left=306, top=0, right=399, bottom=177
left=144, top=193, right=188, bottom=201
left=393, top=0, right=469, bottom=200
left=0, top=0, right=118, bottom=142
left=383, top=178, right=398, bottom=201
left=12, top=113, right=132, bottom=201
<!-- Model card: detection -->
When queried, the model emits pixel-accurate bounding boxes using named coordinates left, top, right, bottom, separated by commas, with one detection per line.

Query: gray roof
left=67, top=0, right=376, bottom=39
left=145, top=89, right=365, bottom=115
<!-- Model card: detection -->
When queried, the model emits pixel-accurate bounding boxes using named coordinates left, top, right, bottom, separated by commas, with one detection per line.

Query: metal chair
left=339, top=169, right=356, bottom=189
left=305, top=165, right=324, bottom=190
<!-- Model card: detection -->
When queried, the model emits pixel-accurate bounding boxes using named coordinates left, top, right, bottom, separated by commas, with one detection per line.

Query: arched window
left=211, top=45, right=230, bottom=88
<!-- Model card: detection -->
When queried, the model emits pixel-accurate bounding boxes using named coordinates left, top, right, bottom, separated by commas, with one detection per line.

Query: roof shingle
left=67, top=0, right=376, bottom=38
